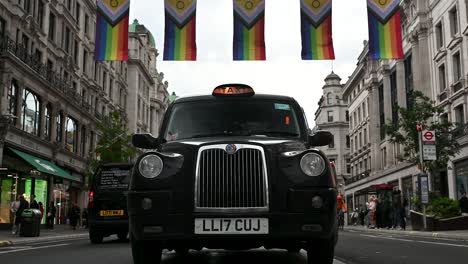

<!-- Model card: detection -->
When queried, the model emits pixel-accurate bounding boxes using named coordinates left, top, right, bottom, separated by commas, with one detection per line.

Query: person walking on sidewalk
left=38, top=202, right=44, bottom=222
left=15, top=195, right=29, bottom=235
left=459, top=192, right=468, bottom=216
left=29, top=194, right=39, bottom=209
left=69, top=203, right=81, bottom=230
left=10, top=195, right=21, bottom=234
left=46, top=202, right=56, bottom=229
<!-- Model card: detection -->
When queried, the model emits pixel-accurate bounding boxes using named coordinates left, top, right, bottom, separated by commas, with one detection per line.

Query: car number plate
left=194, top=218, right=268, bottom=234
left=99, top=210, right=124, bottom=216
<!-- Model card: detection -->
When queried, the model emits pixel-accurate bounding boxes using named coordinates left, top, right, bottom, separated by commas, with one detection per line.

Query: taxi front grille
left=195, top=145, right=269, bottom=212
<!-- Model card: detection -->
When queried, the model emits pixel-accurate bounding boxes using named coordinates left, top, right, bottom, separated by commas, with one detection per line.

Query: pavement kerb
left=345, top=226, right=468, bottom=241
left=0, top=233, right=88, bottom=247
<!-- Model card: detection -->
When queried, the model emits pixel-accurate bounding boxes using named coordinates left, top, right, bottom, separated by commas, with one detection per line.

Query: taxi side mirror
left=132, top=133, right=159, bottom=149
left=308, top=131, right=333, bottom=147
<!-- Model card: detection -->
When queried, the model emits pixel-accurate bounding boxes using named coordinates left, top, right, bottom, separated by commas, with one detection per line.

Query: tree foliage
left=384, top=91, right=460, bottom=172
left=86, top=111, right=136, bottom=187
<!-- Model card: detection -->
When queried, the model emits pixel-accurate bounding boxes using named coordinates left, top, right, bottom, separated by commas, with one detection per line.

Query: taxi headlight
left=138, top=154, right=163, bottom=179
left=300, top=153, right=325, bottom=177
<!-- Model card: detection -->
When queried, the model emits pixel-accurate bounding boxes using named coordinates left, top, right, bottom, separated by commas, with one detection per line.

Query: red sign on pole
left=416, top=124, right=423, bottom=132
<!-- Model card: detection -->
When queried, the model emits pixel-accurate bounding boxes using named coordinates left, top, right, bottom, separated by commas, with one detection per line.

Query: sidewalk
left=0, top=225, right=88, bottom=247
left=345, top=224, right=468, bottom=241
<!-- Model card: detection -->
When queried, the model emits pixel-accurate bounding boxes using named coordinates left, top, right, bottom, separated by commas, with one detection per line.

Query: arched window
left=44, top=104, right=52, bottom=141
left=56, top=112, right=63, bottom=143
left=327, top=93, right=333, bottom=105
left=21, top=89, right=40, bottom=135
left=66, top=116, right=77, bottom=153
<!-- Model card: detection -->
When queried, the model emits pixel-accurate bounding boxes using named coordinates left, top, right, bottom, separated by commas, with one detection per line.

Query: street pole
left=418, top=130, right=427, bottom=231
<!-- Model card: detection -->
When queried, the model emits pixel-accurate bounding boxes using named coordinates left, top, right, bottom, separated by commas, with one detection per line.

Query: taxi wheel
left=131, top=234, right=162, bottom=264
left=306, top=239, right=335, bottom=264
left=89, top=230, right=103, bottom=244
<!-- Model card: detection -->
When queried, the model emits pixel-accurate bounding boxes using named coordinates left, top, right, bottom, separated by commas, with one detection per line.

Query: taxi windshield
left=164, top=99, right=302, bottom=141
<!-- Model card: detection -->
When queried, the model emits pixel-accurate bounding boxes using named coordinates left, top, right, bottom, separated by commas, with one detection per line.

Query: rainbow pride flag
left=164, top=0, right=197, bottom=61
left=300, top=0, right=335, bottom=60
left=367, top=0, right=403, bottom=59
left=233, top=0, right=266, bottom=61
left=95, top=0, right=130, bottom=61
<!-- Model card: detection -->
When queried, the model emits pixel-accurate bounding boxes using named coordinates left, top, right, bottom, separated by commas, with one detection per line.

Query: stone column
left=61, top=112, right=67, bottom=147
left=417, top=28, right=431, bottom=98
left=15, top=84, right=24, bottom=130
left=396, top=60, right=406, bottom=109
left=368, top=81, right=382, bottom=171
left=382, top=66, right=395, bottom=166
left=447, top=161, right=456, bottom=199
left=50, top=107, right=58, bottom=144
left=76, top=124, right=81, bottom=155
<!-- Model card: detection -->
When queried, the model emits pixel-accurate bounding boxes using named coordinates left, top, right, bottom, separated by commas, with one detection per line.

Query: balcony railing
left=0, top=35, right=99, bottom=119
left=452, top=123, right=468, bottom=139
left=344, top=170, right=371, bottom=185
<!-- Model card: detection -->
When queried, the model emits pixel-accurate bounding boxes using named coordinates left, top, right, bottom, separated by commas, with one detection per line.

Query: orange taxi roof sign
left=212, top=84, right=255, bottom=96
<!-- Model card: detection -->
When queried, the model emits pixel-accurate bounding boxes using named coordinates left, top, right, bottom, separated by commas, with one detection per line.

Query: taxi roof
left=172, top=94, right=296, bottom=104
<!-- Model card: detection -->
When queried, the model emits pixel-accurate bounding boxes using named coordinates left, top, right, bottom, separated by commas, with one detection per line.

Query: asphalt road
left=1, top=231, right=468, bottom=264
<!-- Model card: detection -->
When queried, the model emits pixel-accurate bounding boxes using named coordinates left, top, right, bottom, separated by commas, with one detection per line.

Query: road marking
left=360, top=234, right=468, bottom=248
left=26, top=237, right=87, bottom=246
left=0, top=243, right=70, bottom=254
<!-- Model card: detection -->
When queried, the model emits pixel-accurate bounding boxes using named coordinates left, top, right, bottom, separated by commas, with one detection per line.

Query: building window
left=435, top=21, right=444, bottom=49
left=454, top=105, right=465, bottom=125
left=0, top=16, right=5, bottom=37
left=37, top=1, right=45, bottom=29
left=66, top=0, right=72, bottom=10
left=382, top=148, right=387, bottom=168
left=379, top=83, right=385, bottom=140
left=90, top=131, right=95, bottom=153
left=82, top=49, right=88, bottom=74
left=346, top=135, right=350, bottom=148
left=359, top=132, right=363, bottom=148
left=354, top=135, right=358, bottom=151
left=81, top=126, right=87, bottom=156
left=66, top=116, right=77, bottom=153
left=76, top=3, right=81, bottom=25
left=362, top=101, right=367, bottom=118
left=74, top=39, right=79, bottom=65
left=346, top=159, right=351, bottom=174
left=349, top=116, right=353, bottom=129
left=56, top=112, right=63, bottom=143
left=363, top=128, right=367, bottom=145
left=24, top=0, right=31, bottom=13
left=404, top=53, right=414, bottom=109
left=327, top=93, right=333, bottom=105
left=390, top=69, right=398, bottom=127
left=21, top=89, right=41, bottom=136
left=453, top=52, right=462, bottom=82
left=84, top=14, right=89, bottom=35
left=438, top=64, right=447, bottom=92
left=353, top=111, right=357, bottom=127
left=64, top=27, right=71, bottom=53
left=8, top=80, right=18, bottom=118
left=102, top=71, right=107, bottom=91
left=449, top=7, right=459, bottom=36
left=48, top=13, right=56, bottom=41
left=350, top=139, right=354, bottom=153
left=328, top=134, right=335, bottom=148
left=364, top=158, right=368, bottom=170
left=327, top=111, right=333, bottom=122
left=109, top=79, right=113, bottom=101
left=345, top=110, right=349, bottom=122
left=44, top=104, right=52, bottom=141
left=358, top=106, right=362, bottom=123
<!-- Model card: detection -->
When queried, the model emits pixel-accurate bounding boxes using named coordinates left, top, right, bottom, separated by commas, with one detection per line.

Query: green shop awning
left=9, top=148, right=81, bottom=182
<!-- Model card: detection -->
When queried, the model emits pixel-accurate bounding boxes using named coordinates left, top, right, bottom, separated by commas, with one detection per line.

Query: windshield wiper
left=190, top=132, right=232, bottom=138
left=249, top=131, right=300, bottom=137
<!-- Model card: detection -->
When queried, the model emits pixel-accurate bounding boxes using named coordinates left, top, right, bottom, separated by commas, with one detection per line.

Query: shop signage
left=420, top=174, right=429, bottom=204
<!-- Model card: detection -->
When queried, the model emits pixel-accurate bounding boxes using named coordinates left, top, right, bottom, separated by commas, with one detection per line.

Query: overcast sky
left=129, top=0, right=369, bottom=126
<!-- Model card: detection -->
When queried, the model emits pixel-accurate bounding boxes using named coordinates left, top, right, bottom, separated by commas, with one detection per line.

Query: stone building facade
left=341, top=0, right=468, bottom=212
left=314, top=72, right=350, bottom=193
left=0, top=1, right=168, bottom=226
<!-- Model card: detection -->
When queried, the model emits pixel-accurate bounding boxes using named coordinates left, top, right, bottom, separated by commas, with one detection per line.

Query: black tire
left=117, top=232, right=128, bottom=241
left=131, top=233, right=162, bottom=264
left=89, top=230, right=104, bottom=244
left=306, top=239, right=335, bottom=264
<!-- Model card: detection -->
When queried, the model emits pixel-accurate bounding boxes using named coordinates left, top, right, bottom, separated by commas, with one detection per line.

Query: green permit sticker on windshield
left=274, top=103, right=291, bottom=111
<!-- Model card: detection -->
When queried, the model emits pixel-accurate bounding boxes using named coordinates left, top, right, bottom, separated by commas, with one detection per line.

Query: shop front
left=455, top=158, right=468, bottom=199
left=0, top=147, right=81, bottom=227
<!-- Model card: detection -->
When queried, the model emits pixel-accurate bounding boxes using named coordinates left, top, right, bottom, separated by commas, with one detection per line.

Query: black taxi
left=128, top=84, right=338, bottom=264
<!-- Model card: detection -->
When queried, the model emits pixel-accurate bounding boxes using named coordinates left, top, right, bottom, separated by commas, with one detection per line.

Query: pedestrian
left=82, top=208, right=88, bottom=228
left=351, top=208, right=359, bottom=226
left=359, top=204, right=367, bottom=226
left=10, top=195, right=21, bottom=235
left=46, top=202, right=56, bottom=229
left=459, top=192, right=468, bottom=216
left=15, top=195, right=29, bottom=235
left=38, top=202, right=44, bottom=220
left=368, top=196, right=376, bottom=229
left=337, top=193, right=347, bottom=230
left=69, top=203, right=81, bottom=230
left=392, top=190, right=402, bottom=229
left=29, top=194, right=39, bottom=209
